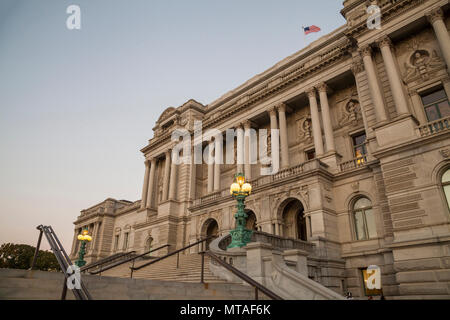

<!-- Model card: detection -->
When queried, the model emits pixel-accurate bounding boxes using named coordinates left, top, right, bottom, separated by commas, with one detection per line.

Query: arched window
left=353, top=197, right=377, bottom=241
left=442, top=169, right=450, bottom=210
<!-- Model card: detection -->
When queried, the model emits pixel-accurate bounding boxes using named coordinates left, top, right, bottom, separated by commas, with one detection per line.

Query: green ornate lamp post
left=228, top=173, right=253, bottom=249
left=75, top=229, right=92, bottom=267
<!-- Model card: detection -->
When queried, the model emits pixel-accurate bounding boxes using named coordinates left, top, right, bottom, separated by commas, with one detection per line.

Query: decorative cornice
left=426, top=7, right=444, bottom=24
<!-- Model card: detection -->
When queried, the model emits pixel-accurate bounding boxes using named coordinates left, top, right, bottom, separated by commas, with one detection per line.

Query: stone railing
left=418, top=116, right=450, bottom=137
left=339, top=155, right=368, bottom=172
left=218, top=232, right=315, bottom=254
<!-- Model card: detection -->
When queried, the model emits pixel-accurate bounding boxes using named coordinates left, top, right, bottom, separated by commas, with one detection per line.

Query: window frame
left=420, top=86, right=450, bottom=122
left=123, top=232, right=129, bottom=250
left=351, top=132, right=368, bottom=163
left=441, top=168, right=450, bottom=212
left=352, top=197, right=376, bottom=241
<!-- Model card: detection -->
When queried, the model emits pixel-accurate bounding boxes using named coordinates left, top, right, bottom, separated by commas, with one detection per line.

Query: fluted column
left=307, top=88, right=324, bottom=156
left=317, top=83, right=336, bottom=152
left=378, top=36, right=410, bottom=116
left=162, top=150, right=171, bottom=201
left=140, top=160, right=150, bottom=209
left=427, top=8, right=450, bottom=73
left=214, top=135, right=223, bottom=191
left=244, top=121, right=252, bottom=180
left=169, top=153, right=178, bottom=200
left=277, top=104, right=289, bottom=168
left=236, top=124, right=244, bottom=173
left=146, top=158, right=156, bottom=208
left=360, top=45, right=388, bottom=123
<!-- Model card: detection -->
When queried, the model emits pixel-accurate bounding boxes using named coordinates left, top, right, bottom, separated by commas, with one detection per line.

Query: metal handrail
left=31, top=225, right=92, bottom=300
left=80, top=251, right=136, bottom=273
left=203, top=251, right=283, bottom=300
left=129, top=237, right=212, bottom=278
left=89, top=244, right=170, bottom=275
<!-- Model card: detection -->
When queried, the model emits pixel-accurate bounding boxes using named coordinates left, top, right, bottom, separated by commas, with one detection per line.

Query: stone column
left=378, top=36, right=410, bottom=116
left=207, top=144, right=214, bottom=193
left=427, top=8, right=450, bottom=73
left=351, top=57, right=371, bottom=136
left=360, top=45, right=388, bottom=123
left=277, top=104, right=290, bottom=168
left=169, top=154, right=178, bottom=200
left=244, top=121, right=252, bottom=180
left=146, top=158, right=157, bottom=208
left=189, top=146, right=197, bottom=200
left=91, top=222, right=99, bottom=253
left=307, top=88, right=324, bottom=156
left=409, top=89, right=428, bottom=124
left=214, top=135, right=222, bottom=191
left=275, top=223, right=280, bottom=236
left=140, top=160, right=150, bottom=209
left=317, top=83, right=336, bottom=153
left=237, top=124, right=244, bottom=173
left=162, top=150, right=171, bottom=201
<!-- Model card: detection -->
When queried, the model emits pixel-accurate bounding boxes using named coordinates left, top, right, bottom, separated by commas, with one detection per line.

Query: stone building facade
left=71, top=0, right=450, bottom=299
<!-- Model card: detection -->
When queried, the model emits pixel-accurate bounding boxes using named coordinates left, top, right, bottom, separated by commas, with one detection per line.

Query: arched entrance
left=245, top=210, right=258, bottom=231
left=201, top=218, right=219, bottom=249
left=280, top=198, right=307, bottom=241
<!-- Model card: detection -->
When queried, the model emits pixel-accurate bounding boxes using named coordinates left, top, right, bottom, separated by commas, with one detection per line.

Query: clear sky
left=0, top=0, right=346, bottom=251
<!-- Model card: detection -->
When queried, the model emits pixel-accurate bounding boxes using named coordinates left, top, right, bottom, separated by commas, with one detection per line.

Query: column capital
left=359, top=45, right=373, bottom=58
left=243, top=120, right=255, bottom=129
left=306, top=87, right=317, bottom=98
left=351, top=56, right=364, bottom=75
left=268, top=106, right=277, bottom=117
left=377, top=36, right=393, bottom=49
left=144, top=159, right=150, bottom=166
left=276, top=102, right=287, bottom=113
left=317, top=82, right=328, bottom=93
left=427, top=7, right=444, bottom=24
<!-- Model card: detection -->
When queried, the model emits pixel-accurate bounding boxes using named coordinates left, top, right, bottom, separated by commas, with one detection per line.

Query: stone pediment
left=157, top=107, right=177, bottom=124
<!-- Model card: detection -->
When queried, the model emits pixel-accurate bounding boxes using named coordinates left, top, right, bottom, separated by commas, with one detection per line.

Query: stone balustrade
left=418, top=116, right=450, bottom=137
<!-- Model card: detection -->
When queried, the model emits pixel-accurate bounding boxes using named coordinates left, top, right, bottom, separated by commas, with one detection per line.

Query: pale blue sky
left=0, top=0, right=345, bottom=250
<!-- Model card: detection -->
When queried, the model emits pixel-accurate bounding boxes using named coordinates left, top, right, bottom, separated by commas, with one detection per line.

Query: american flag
left=303, top=25, right=321, bottom=35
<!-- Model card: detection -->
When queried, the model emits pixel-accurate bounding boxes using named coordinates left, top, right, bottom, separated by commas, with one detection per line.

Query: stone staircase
left=0, top=268, right=255, bottom=300
left=99, top=253, right=227, bottom=283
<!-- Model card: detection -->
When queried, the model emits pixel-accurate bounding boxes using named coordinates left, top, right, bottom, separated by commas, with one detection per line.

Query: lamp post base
left=228, top=227, right=253, bottom=249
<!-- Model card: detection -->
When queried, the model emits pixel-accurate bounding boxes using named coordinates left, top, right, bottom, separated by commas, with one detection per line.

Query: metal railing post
left=255, top=287, right=258, bottom=300
left=30, top=228, right=43, bottom=270
left=200, top=251, right=205, bottom=283
left=130, top=259, right=135, bottom=279
left=61, top=279, right=67, bottom=300
left=176, top=252, right=180, bottom=269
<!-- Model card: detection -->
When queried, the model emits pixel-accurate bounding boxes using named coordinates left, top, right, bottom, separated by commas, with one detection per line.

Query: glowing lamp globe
left=82, top=230, right=89, bottom=236
left=85, top=235, right=92, bottom=242
left=230, top=183, right=240, bottom=195
left=77, top=235, right=83, bottom=241
left=236, top=174, right=245, bottom=186
left=242, top=183, right=252, bottom=194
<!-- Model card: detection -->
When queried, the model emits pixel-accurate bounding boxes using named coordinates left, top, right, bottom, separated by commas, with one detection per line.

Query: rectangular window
left=352, top=133, right=367, bottom=158
left=123, top=232, right=129, bottom=250
left=306, top=150, right=315, bottom=160
left=421, top=88, right=450, bottom=122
